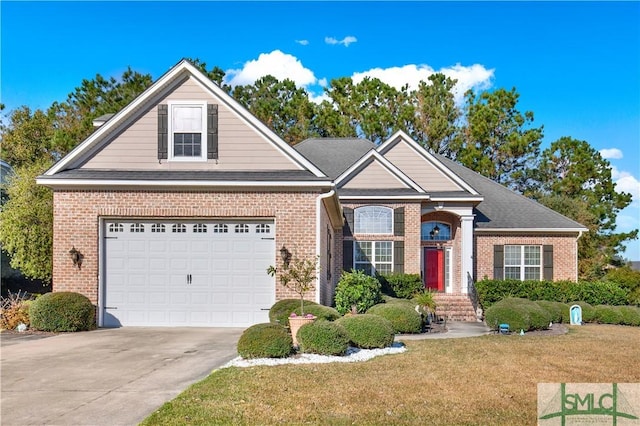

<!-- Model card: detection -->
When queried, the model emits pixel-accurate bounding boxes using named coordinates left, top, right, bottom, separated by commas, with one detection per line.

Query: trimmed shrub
left=237, top=323, right=292, bottom=359
left=293, top=304, right=340, bottom=322
left=485, top=297, right=551, bottom=332
left=269, top=299, right=318, bottom=325
left=367, top=303, right=422, bottom=334
left=378, top=273, right=423, bottom=299
left=29, top=292, right=95, bottom=332
left=618, top=306, right=640, bottom=326
left=562, top=301, right=596, bottom=323
left=297, top=320, right=350, bottom=356
left=335, top=314, right=395, bottom=349
left=476, top=279, right=629, bottom=309
left=592, top=305, right=624, bottom=325
left=535, top=300, right=567, bottom=324
left=485, top=299, right=529, bottom=332
left=334, top=270, right=382, bottom=315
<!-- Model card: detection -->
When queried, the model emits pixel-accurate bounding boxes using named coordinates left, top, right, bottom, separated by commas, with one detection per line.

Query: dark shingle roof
left=294, top=138, right=375, bottom=179
left=434, top=154, right=587, bottom=230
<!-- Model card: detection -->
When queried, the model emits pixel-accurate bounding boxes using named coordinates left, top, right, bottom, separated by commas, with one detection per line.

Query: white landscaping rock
left=220, top=342, right=406, bottom=369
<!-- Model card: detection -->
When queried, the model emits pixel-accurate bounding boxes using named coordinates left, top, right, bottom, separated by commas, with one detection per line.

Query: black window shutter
left=342, top=240, right=353, bottom=271
left=343, top=208, right=354, bottom=237
left=157, top=104, right=168, bottom=159
left=394, top=207, right=405, bottom=236
left=394, top=241, right=404, bottom=273
left=493, top=245, right=504, bottom=280
left=543, top=245, right=554, bottom=281
left=207, top=104, right=218, bottom=159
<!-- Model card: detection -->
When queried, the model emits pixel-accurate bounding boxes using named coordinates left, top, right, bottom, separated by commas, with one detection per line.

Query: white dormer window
left=169, top=101, right=207, bottom=161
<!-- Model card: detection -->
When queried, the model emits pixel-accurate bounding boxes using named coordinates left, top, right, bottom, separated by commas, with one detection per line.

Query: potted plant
left=267, top=248, right=319, bottom=346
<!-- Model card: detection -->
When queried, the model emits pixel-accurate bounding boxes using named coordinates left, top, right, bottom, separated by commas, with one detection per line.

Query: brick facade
left=475, top=233, right=580, bottom=281
left=52, top=190, right=327, bottom=304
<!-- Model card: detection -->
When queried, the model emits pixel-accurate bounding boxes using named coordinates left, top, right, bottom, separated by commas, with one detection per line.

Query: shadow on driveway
left=1, top=327, right=243, bottom=425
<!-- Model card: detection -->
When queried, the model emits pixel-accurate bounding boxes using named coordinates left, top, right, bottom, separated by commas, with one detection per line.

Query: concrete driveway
left=1, top=327, right=243, bottom=425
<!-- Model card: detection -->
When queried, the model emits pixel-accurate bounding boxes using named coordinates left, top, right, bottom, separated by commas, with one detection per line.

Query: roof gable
left=377, top=130, right=479, bottom=195
left=44, top=59, right=325, bottom=178
left=336, top=150, right=424, bottom=193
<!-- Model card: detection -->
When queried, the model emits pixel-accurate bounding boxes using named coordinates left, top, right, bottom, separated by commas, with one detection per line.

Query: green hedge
left=366, top=303, right=422, bottom=334
left=561, top=302, right=596, bottom=323
left=535, top=300, right=568, bottom=323
left=485, top=298, right=551, bottom=332
left=237, top=323, right=292, bottom=359
left=297, top=320, right=350, bottom=356
left=378, top=273, right=423, bottom=299
left=29, top=292, right=95, bottom=332
left=335, top=314, right=395, bottom=349
left=476, top=279, right=629, bottom=309
left=334, top=270, right=382, bottom=315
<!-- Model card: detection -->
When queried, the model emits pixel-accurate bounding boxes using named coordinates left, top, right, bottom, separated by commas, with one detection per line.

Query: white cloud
left=600, top=148, right=624, bottom=159
left=351, top=63, right=494, bottom=105
left=295, top=39, right=309, bottom=46
left=325, top=36, right=358, bottom=47
left=224, top=50, right=316, bottom=87
left=318, top=78, right=328, bottom=87
left=612, top=167, right=640, bottom=206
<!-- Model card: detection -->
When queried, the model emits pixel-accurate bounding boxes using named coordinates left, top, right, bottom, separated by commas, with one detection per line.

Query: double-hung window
left=354, top=241, right=393, bottom=275
left=170, top=102, right=207, bottom=161
left=504, top=245, right=541, bottom=280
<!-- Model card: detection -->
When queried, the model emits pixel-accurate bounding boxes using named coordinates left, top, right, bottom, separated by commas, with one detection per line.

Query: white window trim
left=353, top=241, right=394, bottom=275
left=354, top=206, right=394, bottom=235
left=504, top=245, right=542, bottom=281
left=168, top=101, right=207, bottom=162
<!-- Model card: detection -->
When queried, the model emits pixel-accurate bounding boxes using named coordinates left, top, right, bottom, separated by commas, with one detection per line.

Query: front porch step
left=433, top=293, right=480, bottom=322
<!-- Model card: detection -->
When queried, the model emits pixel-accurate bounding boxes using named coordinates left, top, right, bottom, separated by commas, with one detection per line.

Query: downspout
left=575, top=230, right=584, bottom=281
left=316, top=188, right=339, bottom=304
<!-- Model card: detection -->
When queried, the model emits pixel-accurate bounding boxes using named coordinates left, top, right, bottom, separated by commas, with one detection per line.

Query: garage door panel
left=104, top=219, right=275, bottom=327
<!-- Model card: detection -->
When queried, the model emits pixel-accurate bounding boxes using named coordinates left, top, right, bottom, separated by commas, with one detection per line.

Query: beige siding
left=341, top=160, right=408, bottom=189
left=81, top=76, right=300, bottom=171
left=384, top=141, right=463, bottom=191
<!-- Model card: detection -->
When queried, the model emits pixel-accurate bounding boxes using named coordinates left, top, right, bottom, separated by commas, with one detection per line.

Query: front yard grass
left=142, top=324, right=640, bottom=425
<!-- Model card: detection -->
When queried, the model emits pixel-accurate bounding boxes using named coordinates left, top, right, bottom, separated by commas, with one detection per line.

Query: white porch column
left=460, top=215, right=475, bottom=294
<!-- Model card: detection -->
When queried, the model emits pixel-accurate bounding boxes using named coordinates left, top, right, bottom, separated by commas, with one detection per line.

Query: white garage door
left=103, top=219, right=275, bottom=327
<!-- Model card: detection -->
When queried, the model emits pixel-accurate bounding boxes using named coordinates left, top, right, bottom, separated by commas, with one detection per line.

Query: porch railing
left=467, top=272, right=479, bottom=314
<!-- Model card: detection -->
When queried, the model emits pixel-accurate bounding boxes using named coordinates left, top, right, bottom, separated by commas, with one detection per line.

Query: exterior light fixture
left=279, top=245, right=292, bottom=268
left=69, top=246, right=83, bottom=269
left=433, top=224, right=440, bottom=236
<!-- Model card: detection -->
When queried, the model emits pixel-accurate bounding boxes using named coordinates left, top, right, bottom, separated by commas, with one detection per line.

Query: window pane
left=421, top=222, right=451, bottom=241
left=504, top=246, right=522, bottom=266
left=505, top=266, right=521, bottom=279
left=354, top=206, right=392, bottom=234
left=173, top=106, right=202, bottom=132
left=375, top=264, right=392, bottom=275
left=355, top=241, right=372, bottom=262
left=375, top=241, right=392, bottom=263
left=524, top=267, right=540, bottom=280
left=524, top=246, right=541, bottom=266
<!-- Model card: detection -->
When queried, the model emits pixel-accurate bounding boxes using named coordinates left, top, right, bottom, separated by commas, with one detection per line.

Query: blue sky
left=2, top=1, right=639, bottom=260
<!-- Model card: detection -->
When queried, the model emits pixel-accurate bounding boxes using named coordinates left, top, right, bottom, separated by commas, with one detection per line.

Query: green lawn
left=142, top=324, right=640, bottom=425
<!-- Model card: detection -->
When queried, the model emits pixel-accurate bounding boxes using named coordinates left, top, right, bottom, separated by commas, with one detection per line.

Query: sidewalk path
left=396, top=321, right=491, bottom=340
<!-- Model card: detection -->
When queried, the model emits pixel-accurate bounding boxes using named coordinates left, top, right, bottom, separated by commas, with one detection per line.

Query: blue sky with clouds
left=2, top=1, right=639, bottom=260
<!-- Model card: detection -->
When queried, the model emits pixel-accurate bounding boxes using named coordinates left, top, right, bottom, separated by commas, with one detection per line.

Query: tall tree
left=0, top=69, right=152, bottom=282
left=528, top=137, right=637, bottom=279
left=453, top=88, right=543, bottom=191
left=410, top=73, right=461, bottom=155
left=232, top=75, right=317, bottom=144
left=0, top=159, right=54, bottom=281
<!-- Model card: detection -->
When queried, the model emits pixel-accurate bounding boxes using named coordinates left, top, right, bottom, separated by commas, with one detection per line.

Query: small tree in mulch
left=267, top=250, right=319, bottom=316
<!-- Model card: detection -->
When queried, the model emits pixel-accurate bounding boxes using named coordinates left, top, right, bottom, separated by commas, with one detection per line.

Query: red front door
left=424, top=248, right=444, bottom=291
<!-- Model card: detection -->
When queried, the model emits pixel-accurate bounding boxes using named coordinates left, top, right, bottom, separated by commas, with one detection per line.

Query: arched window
left=354, top=206, right=392, bottom=234
left=421, top=221, right=451, bottom=241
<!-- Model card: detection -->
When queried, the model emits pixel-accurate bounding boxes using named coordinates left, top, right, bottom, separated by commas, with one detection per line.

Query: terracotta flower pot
left=288, top=315, right=316, bottom=347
